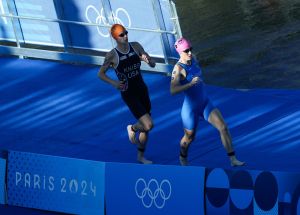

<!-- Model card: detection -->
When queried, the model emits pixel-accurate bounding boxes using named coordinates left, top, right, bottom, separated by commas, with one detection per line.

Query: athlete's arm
left=98, top=50, right=124, bottom=90
left=170, top=64, right=200, bottom=95
left=132, top=42, right=156, bottom=68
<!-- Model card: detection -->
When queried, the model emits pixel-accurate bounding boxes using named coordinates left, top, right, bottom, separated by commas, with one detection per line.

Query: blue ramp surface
left=0, top=57, right=300, bottom=172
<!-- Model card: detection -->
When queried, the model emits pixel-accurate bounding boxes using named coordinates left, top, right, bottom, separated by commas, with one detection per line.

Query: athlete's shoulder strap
left=176, top=62, right=187, bottom=71
left=129, top=42, right=140, bottom=56
left=114, top=47, right=122, bottom=56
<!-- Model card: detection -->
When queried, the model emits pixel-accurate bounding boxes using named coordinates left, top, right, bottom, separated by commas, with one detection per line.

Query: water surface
left=174, top=0, right=300, bottom=89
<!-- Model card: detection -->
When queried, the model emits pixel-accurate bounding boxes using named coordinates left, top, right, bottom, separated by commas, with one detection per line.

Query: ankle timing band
left=227, top=151, right=235, bottom=156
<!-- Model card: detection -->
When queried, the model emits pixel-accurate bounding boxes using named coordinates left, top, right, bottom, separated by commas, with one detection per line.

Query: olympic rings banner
left=0, top=157, right=6, bottom=204
left=0, top=0, right=177, bottom=58
left=7, top=151, right=105, bottom=215
left=105, top=162, right=205, bottom=215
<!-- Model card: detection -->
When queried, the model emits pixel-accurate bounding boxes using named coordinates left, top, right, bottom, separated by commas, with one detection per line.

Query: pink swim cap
left=174, top=37, right=191, bottom=54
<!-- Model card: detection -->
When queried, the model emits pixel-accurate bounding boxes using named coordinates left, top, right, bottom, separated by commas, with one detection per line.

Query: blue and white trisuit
left=178, top=59, right=215, bottom=130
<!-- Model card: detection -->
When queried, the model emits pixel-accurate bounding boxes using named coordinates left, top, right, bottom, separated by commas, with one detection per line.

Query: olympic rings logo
left=135, top=178, right=172, bottom=209
left=85, top=5, right=131, bottom=38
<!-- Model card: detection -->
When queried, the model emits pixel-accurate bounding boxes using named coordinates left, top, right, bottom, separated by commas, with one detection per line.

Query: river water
left=174, top=0, right=300, bottom=89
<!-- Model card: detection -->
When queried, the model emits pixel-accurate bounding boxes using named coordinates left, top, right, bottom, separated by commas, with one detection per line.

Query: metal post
left=100, top=0, right=115, bottom=49
left=170, top=0, right=182, bottom=38
left=150, top=0, right=169, bottom=64
left=5, top=0, right=21, bottom=49
left=53, top=0, right=71, bottom=53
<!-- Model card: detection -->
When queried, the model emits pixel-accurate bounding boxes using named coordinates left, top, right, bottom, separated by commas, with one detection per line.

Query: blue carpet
left=0, top=56, right=299, bottom=172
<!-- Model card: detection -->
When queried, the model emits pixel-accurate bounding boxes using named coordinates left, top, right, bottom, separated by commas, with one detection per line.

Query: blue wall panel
left=0, top=0, right=16, bottom=41
left=205, top=168, right=300, bottom=215
left=106, top=162, right=205, bottom=215
left=14, top=0, right=63, bottom=45
left=0, top=158, right=6, bottom=204
left=7, top=150, right=105, bottom=215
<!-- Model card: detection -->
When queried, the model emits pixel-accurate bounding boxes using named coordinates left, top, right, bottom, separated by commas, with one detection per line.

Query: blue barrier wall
left=3, top=150, right=300, bottom=214
left=205, top=168, right=300, bottom=215
left=7, top=151, right=105, bottom=214
left=105, top=162, right=205, bottom=215
left=0, top=157, right=6, bottom=204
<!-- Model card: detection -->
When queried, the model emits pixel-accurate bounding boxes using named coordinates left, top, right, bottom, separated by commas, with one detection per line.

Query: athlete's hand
left=118, top=80, right=127, bottom=91
left=190, top=76, right=201, bottom=86
left=140, top=54, right=149, bottom=63
left=140, top=54, right=156, bottom=67
left=113, top=80, right=125, bottom=91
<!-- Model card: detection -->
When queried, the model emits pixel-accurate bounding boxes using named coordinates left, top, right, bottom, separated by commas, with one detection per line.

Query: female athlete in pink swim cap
left=170, top=37, right=245, bottom=167
left=174, top=37, right=192, bottom=54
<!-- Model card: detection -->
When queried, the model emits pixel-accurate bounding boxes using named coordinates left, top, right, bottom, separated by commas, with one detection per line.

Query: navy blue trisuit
left=114, top=42, right=151, bottom=119
left=178, top=59, right=215, bottom=130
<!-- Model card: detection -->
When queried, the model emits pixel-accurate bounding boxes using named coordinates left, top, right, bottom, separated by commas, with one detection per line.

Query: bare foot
left=179, top=156, right=189, bottom=166
left=230, top=157, right=246, bottom=167
left=138, top=156, right=153, bottom=164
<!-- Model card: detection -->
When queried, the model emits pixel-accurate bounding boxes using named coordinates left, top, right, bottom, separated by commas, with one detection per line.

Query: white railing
left=0, top=0, right=181, bottom=73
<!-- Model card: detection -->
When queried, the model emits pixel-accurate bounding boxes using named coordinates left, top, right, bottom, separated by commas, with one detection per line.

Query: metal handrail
left=0, top=13, right=177, bottom=35
left=0, top=0, right=181, bottom=72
